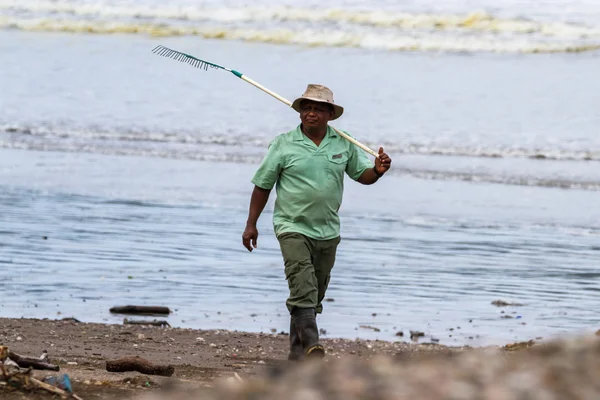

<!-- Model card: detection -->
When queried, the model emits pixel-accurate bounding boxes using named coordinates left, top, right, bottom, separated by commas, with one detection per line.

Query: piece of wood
left=30, top=377, right=68, bottom=399
left=106, top=356, right=174, bottom=377
left=0, top=346, right=8, bottom=362
left=123, top=319, right=170, bottom=327
left=7, top=350, right=60, bottom=371
left=110, top=305, right=171, bottom=315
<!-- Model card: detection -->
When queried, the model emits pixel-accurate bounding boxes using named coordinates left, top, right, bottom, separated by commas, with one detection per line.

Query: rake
left=151, top=45, right=379, bottom=159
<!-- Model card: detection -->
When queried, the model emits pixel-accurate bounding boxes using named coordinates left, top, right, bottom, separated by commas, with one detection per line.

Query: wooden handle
left=240, top=75, right=293, bottom=106
left=239, top=75, right=379, bottom=159
left=330, top=127, right=379, bottom=158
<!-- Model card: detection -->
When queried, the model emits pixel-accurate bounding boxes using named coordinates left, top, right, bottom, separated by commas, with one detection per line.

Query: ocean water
left=0, top=0, right=599, bottom=347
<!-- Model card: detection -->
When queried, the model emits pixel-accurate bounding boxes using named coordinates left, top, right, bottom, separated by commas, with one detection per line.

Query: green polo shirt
left=251, top=124, right=373, bottom=240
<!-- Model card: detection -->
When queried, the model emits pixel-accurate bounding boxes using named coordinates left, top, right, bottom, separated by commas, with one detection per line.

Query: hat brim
left=291, top=97, right=344, bottom=120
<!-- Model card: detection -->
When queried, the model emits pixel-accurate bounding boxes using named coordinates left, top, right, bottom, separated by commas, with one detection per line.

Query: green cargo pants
left=277, top=232, right=341, bottom=314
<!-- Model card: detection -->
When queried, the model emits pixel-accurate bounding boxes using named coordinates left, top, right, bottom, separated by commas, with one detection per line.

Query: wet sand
left=2, top=318, right=599, bottom=399
left=0, top=317, right=464, bottom=399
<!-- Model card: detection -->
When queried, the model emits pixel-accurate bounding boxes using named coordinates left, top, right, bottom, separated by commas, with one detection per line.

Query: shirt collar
left=293, top=124, right=338, bottom=141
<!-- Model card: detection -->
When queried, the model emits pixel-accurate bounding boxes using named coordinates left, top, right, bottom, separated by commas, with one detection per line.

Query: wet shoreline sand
left=2, top=317, right=599, bottom=399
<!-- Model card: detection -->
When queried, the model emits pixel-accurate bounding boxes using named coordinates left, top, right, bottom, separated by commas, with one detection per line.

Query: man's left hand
left=374, top=147, right=392, bottom=176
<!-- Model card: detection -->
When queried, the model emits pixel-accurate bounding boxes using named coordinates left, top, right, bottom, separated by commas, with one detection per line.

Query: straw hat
left=291, top=84, right=344, bottom=120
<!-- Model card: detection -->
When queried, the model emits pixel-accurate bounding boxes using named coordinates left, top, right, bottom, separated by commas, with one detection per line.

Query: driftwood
left=106, top=356, right=174, bottom=377
left=110, top=305, right=171, bottom=315
left=123, top=319, right=171, bottom=327
left=7, top=350, right=59, bottom=371
left=1, top=346, right=82, bottom=399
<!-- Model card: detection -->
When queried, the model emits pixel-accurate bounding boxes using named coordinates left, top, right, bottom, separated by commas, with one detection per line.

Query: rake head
left=151, top=45, right=225, bottom=71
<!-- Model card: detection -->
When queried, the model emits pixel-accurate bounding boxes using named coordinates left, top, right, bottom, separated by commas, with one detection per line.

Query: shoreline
left=0, top=317, right=475, bottom=399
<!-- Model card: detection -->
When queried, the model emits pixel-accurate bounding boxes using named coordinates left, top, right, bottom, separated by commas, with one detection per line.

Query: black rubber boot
left=292, top=308, right=325, bottom=359
left=288, top=317, right=304, bottom=361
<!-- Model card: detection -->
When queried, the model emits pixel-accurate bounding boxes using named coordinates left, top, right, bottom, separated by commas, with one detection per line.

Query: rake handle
left=236, top=72, right=380, bottom=159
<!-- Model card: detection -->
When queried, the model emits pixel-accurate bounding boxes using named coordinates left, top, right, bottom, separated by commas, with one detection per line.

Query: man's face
left=299, top=100, right=334, bottom=130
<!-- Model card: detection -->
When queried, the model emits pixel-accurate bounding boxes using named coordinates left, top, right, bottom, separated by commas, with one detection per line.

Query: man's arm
left=242, top=185, right=271, bottom=252
left=357, top=167, right=383, bottom=185
left=357, top=146, right=392, bottom=185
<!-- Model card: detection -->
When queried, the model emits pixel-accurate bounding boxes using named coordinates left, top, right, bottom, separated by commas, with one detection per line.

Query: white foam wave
left=1, top=0, right=600, bottom=54
left=2, top=124, right=599, bottom=162
left=406, top=169, right=600, bottom=191
left=1, top=1, right=599, bottom=38
left=1, top=17, right=599, bottom=54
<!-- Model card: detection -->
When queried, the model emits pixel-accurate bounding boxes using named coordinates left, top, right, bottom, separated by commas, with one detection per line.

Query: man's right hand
left=242, top=224, right=259, bottom=252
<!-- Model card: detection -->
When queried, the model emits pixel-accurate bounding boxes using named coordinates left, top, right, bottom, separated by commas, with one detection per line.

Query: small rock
left=325, top=298, right=335, bottom=302
left=395, top=331, right=404, bottom=337
left=319, top=328, right=327, bottom=335
left=137, top=334, right=146, bottom=340
left=196, top=337, right=205, bottom=342
left=210, top=343, right=217, bottom=348
left=257, top=360, right=266, bottom=365
left=67, top=362, right=78, bottom=365
left=16, top=336, right=22, bottom=341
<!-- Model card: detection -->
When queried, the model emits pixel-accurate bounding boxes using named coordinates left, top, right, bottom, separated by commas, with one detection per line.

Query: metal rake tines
left=151, top=45, right=222, bottom=71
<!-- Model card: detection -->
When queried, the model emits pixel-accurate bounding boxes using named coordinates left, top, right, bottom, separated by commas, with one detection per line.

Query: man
left=242, top=84, right=392, bottom=361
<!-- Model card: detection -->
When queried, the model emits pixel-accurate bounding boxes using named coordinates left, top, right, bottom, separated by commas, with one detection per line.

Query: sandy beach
left=0, top=317, right=461, bottom=399
left=2, top=317, right=599, bottom=399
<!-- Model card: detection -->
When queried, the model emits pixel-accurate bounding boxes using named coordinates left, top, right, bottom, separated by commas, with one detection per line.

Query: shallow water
left=1, top=148, right=598, bottom=346
left=1, top=1, right=599, bottom=347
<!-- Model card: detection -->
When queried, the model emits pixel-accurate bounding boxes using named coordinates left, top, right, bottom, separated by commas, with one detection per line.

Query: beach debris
left=5, top=349, right=59, bottom=371
left=122, top=375, right=157, bottom=387
left=106, top=356, right=174, bottom=377
left=61, top=317, right=81, bottom=323
left=359, top=325, right=381, bottom=332
left=410, top=331, right=425, bottom=340
left=502, top=340, right=536, bottom=351
left=110, top=305, right=171, bottom=315
left=124, top=319, right=171, bottom=327
left=491, top=300, right=524, bottom=307
left=43, top=374, right=73, bottom=393
left=1, top=346, right=83, bottom=399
